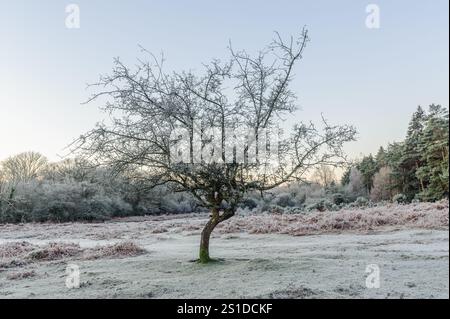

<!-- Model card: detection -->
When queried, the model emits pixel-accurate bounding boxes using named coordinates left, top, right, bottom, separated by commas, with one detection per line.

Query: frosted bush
left=0, top=180, right=133, bottom=223
left=393, top=193, right=408, bottom=204
left=275, top=193, right=296, bottom=207
left=331, top=204, right=340, bottom=211
left=238, top=197, right=259, bottom=210
left=331, top=193, right=346, bottom=205
left=305, top=198, right=333, bottom=212
left=370, top=166, right=394, bottom=201
left=235, top=182, right=359, bottom=214
left=160, top=192, right=199, bottom=214
left=293, top=193, right=307, bottom=205
left=344, top=167, right=366, bottom=200
left=354, top=196, right=369, bottom=207
left=283, top=207, right=305, bottom=214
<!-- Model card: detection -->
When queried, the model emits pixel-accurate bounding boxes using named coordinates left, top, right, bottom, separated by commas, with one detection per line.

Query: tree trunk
left=199, top=217, right=218, bottom=263
left=198, top=202, right=236, bottom=263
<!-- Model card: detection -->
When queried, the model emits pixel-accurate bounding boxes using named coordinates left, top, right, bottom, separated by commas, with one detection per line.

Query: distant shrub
left=294, top=193, right=307, bottom=205
left=306, top=199, right=333, bottom=212
left=239, top=197, right=259, bottom=210
left=331, top=193, right=346, bottom=206
left=393, top=193, right=408, bottom=204
left=355, top=196, right=369, bottom=207
left=160, top=193, right=199, bottom=214
left=283, top=207, right=305, bottom=214
left=0, top=180, right=133, bottom=223
left=268, top=205, right=285, bottom=214
left=331, top=204, right=340, bottom=211
left=275, top=193, right=296, bottom=208
left=344, top=167, right=366, bottom=200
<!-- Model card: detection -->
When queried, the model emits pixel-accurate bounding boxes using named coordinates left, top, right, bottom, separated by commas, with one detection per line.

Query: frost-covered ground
left=0, top=201, right=448, bottom=299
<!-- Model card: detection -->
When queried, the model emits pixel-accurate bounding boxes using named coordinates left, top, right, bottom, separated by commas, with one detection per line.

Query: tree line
left=341, top=104, right=449, bottom=203
left=1, top=104, right=447, bottom=224
left=0, top=153, right=202, bottom=223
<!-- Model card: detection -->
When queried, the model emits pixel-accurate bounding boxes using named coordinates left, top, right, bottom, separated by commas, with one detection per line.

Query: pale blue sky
left=0, top=0, right=448, bottom=161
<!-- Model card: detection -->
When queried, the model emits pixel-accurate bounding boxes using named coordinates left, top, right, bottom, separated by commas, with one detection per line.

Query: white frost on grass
left=0, top=201, right=448, bottom=298
left=0, top=230, right=448, bottom=299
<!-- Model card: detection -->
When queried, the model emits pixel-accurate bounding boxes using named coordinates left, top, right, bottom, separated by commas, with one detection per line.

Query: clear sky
left=0, top=0, right=448, bottom=162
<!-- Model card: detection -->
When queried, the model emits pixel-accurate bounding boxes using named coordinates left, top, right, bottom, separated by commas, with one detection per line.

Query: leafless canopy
left=0, top=152, right=48, bottom=184
left=74, top=28, right=356, bottom=261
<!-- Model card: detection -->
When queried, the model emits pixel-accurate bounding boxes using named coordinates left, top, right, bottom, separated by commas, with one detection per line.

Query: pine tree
left=384, top=142, right=405, bottom=196
left=396, top=106, right=427, bottom=200
left=340, top=166, right=351, bottom=186
left=416, top=105, right=449, bottom=201
left=356, top=155, right=377, bottom=193
left=375, top=146, right=387, bottom=170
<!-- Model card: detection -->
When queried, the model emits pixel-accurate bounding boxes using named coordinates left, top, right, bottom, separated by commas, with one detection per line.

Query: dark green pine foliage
left=340, top=166, right=351, bottom=186
left=345, top=104, right=448, bottom=203
left=385, top=142, right=406, bottom=195
left=375, top=146, right=387, bottom=170
left=416, top=105, right=449, bottom=201
left=356, top=154, right=378, bottom=193
left=395, top=106, right=427, bottom=200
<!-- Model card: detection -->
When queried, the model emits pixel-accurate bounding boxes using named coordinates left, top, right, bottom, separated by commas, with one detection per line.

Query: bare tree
left=1, top=152, right=48, bottom=183
left=0, top=168, right=9, bottom=199
left=345, top=167, right=366, bottom=198
left=74, top=29, right=356, bottom=263
left=312, top=164, right=337, bottom=187
left=44, top=158, right=93, bottom=182
left=370, top=166, right=395, bottom=201
left=0, top=152, right=48, bottom=212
